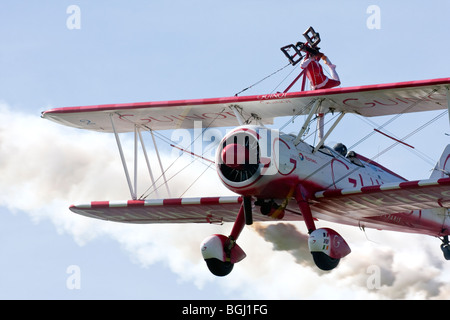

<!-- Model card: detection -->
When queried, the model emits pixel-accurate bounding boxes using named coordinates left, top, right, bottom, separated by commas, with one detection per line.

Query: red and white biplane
left=42, top=37, right=450, bottom=276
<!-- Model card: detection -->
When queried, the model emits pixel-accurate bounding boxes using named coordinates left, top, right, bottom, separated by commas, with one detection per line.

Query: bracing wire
left=323, top=108, right=447, bottom=188
left=143, top=60, right=302, bottom=198
left=356, top=113, right=444, bottom=167
left=368, top=110, right=448, bottom=165
left=326, top=110, right=447, bottom=188
left=234, top=63, right=291, bottom=96
left=179, top=162, right=214, bottom=198
left=139, top=108, right=226, bottom=199
left=300, top=88, right=443, bottom=186
left=130, top=60, right=445, bottom=198
left=270, top=63, right=301, bottom=94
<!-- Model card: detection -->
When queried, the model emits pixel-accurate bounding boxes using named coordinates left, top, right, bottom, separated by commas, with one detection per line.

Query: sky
left=0, top=0, right=449, bottom=300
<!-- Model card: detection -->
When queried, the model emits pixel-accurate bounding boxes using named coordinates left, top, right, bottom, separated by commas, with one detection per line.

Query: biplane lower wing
left=41, top=78, right=450, bottom=133
left=69, top=196, right=304, bottom=224
left=313, top=177, right=450, bottom=217
left=70, top=178, right=450, bottom=228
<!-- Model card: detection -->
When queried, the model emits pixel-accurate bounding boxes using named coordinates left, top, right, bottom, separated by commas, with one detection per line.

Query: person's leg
left=321, top=56, right=340, bottom=89
left=321, top=79, right=340, bottom=89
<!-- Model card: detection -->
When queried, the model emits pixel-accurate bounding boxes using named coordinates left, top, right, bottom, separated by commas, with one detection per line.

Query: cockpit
left=316, top=142, right=364, bottom=167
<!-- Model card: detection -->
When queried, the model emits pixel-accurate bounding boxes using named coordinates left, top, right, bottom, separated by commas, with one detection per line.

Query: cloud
left=252, top=223, right=313, bottom=267
left=254, top=222, right=450, bottom=299
left=1, top=102, right=450, bottom=299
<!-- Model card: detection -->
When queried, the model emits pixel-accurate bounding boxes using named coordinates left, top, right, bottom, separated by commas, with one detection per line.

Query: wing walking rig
left=42, top=28, right=450, bottom=276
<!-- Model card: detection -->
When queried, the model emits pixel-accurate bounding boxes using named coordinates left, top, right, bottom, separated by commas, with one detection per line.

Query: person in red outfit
left=300, top=52, right=340, bottom=90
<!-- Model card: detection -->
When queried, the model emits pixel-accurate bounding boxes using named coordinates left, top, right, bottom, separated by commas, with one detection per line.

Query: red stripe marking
left=163, top=198, right=183, bottom=205
left=200, top=197, right=221, bottom=205
left=360, top=185, right=382, bottom=193
left=373, top=129, right=415, bottom=149
left=399, top=181, right=420, bottom=188
left=127, top=200, right=145, bottom=207
left=438, top=177, right=450, bottom=185
left=91, top=201, right=110, bottom=208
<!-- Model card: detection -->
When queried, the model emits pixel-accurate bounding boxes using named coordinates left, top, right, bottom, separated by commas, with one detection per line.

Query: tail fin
left=430, top=144, right=450, bottom=179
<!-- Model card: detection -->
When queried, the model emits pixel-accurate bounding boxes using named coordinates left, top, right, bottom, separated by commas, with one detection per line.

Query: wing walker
left=42, top=28, right=450, bottom=276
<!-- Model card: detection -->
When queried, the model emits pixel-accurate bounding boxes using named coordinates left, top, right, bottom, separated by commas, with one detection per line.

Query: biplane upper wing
left=69, top=196, right=304, bottom=224
left=41, top=78, right=450, bottom=133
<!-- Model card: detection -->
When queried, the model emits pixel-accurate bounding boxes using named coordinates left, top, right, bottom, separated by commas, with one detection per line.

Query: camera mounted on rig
left=281, top=26, right=321, bottom=66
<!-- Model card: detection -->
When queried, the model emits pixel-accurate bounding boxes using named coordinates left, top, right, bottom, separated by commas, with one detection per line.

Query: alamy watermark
left=66, top=265, right=81, bottom=290
left=170, top=121, right=280, bottom=176
left=66, top=5, right=81, bottom=30
left=366, top=5, right=381, bottom=30
left=366, top=264, right=381, bottom=289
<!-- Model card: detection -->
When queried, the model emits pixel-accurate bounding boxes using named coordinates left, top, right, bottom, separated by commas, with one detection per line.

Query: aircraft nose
left=221, top=143, right=249, bottom=169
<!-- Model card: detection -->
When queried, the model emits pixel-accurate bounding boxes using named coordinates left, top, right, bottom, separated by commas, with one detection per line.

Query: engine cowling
left=217, top=127, right=261, bottom=186
left=216, top=125, right=280, bottom=196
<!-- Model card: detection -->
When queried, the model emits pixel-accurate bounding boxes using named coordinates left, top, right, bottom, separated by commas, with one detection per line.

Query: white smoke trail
left=254, top=222, right=450, bottom=299
left=1, top=102, right=450, bottom=299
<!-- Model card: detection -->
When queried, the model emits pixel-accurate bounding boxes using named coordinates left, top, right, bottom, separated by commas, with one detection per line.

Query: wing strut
left=294, top=98, right=323, bottom=145
left=313, top=112, right=346, bottom=153
left=109, top=114, right=172, bottom=200
left=149, top=129, right=171, bottom=197
left=292, top=97, right=345, bottom=151
left=110, top=113, right=137, bottom=200
left=137, top=129, right=159, bottom=197
left=446, top=86, right=450, bottom=125
left=229, top=105, right=245, bottom=126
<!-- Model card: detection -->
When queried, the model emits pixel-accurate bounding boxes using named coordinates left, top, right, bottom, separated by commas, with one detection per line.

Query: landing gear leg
left=294, top=185, right=316, bottom=234
left=201, top=201, right=247, bottom=276
left=441, top=235, right=450, bottom=260
left=243, top=196, right=253, bottom=225
left=295, top=185, right=351, bottom=271
left=229, top=201, right=247, bottom=240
